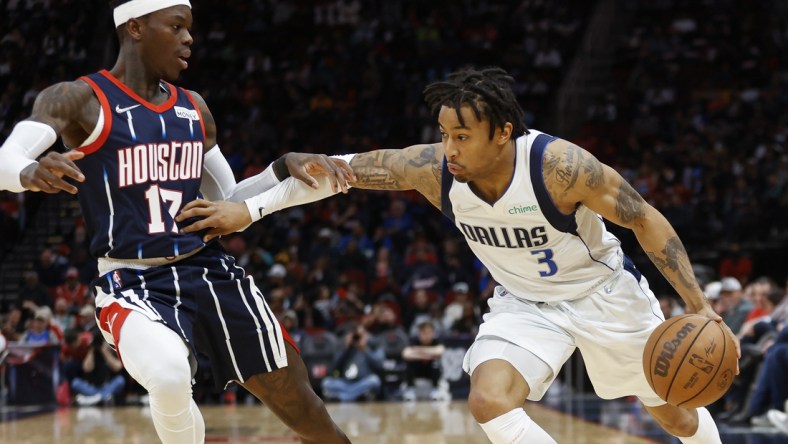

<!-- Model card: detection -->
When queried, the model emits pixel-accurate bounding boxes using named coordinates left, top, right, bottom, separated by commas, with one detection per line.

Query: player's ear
left=125, top=17, right=145, bottom=41
left=498, top=122, right=513, bottom=145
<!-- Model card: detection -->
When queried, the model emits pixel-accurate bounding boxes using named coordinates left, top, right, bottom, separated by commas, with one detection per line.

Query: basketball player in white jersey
left=178, top=67, right=739, bottom=444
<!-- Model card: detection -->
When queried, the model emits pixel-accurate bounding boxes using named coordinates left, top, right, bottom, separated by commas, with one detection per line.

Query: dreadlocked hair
left=423, top=67, right=527, bottom=140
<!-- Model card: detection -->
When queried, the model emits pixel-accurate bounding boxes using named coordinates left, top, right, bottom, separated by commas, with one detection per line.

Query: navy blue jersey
left=75, top=70, right=207, bottom=259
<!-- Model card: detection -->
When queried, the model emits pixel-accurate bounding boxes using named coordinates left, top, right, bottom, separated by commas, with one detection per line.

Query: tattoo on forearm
left=614, top=181, right=645, bottom=223
left=351, top=151, right=403, bottom=189
left=645, top=237, right=700, bottom=292
left=351, top=145, right=440, bottom=190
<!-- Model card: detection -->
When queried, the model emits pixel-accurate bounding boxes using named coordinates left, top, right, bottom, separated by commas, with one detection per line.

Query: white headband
left=113, top=0, right=192, bottom=28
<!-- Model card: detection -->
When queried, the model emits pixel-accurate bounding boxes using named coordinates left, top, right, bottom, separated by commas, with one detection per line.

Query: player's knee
left=143, top=357, right=192, bottom=402
left=468, top=387, right=513, bottom=423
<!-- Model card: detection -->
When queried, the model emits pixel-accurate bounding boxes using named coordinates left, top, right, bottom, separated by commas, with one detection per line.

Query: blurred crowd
left=0, top=0, right=785, bottom=432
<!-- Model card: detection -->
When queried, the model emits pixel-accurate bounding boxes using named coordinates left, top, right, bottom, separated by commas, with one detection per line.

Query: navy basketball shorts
left=93, top=245, right=292, bottom=389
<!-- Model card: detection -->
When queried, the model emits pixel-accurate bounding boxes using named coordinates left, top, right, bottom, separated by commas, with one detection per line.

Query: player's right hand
left=284, top=153, right=356, bottom=193
left=176, top=199, right=251, bottom=242
left=21, top=151, right=85, bottom=194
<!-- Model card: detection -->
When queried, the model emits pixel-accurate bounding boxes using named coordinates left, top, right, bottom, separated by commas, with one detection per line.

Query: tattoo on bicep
left=35, top=83, right=86, bottom=119
left=583, top=155, right=604, bottom=189
left=645, top=237, right=700, bottom=291
left=556, top=145, right=580, bottom=191
left=545, top=144, right=602, bottom=198
left=614, top=181, right=645, bottom=224
left=407, top=144, right=436, bottom=168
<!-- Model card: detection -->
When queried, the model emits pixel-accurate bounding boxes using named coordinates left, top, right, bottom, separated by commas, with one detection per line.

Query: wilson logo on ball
left=653, top=322, right=697, bottom=377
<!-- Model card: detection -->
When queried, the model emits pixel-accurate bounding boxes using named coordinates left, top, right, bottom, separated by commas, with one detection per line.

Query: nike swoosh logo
left=106, top=312, right=119, bottom=332
left=115, top=104, right=141, bottom=114
left=455, top=204, right=480, bottom=213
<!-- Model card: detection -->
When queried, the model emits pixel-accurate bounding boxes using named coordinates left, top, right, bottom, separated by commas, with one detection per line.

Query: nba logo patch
left=112, top=270, right=123, bottom=290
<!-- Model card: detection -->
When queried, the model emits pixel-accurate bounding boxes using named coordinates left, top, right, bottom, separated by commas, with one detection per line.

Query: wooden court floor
left=0, top=400, right=660, bottom=444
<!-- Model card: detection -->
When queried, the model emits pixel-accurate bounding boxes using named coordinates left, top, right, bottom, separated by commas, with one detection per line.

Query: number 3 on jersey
left=531, top=248, right=558, bottom=277
left=145, top=184, right=183, bottom=233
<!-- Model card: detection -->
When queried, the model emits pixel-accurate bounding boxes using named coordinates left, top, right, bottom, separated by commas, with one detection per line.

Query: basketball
left=643, top=314, right=737, bottom=408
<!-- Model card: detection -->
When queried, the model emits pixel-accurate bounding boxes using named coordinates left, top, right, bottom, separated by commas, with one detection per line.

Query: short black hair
left=423, top=67, right=527, bottom=140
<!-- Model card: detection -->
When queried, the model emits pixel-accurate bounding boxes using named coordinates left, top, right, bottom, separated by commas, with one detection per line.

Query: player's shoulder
left=38, top=78, right=95, bottom=101
left=31, top=79, right=98, bottom=121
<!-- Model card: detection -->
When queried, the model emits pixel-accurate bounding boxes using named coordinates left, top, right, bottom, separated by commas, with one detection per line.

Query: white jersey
left=440, top=130, right=625, bottom=303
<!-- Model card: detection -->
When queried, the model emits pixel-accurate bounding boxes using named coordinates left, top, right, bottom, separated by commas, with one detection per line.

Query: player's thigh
left=240, top=342, right=320, bottom=411
left=239, top=342, right=341, bottom=438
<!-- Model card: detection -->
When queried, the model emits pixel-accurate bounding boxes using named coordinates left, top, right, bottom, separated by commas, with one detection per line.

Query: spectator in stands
left=0, top=305, right=24, bottom=341
left=53, top=266, right=88, bottom=310
left=19, top=270, right=52, bottom=314
left=449, top=300, right=481, bottom=338
left=19, top=307, right=59, bottom=345
left=322, top=324, right=383, bottom=402
left=70, top=329, right=126, bottom=406
left=704, top=281, right=724, bottom=318
left=658, top=295, right=683, bottom=320
left=443, top=281, right=472, bottom=330
left=34, top=247, right=67, bottom=288
left=280, top=309, right=304, bottom=348
left=60, top=328, right=92, bottom=382
left=719, top=277, right=752, bottom=334
left=404, top=289, right=441, bottom=338
left=401, top=321, right=448, bottom=402
left=719, top=243, right=753, bottom=286
left=728, top=323, right=788, bottom=426
left=51, top=297, right=75, bottom=333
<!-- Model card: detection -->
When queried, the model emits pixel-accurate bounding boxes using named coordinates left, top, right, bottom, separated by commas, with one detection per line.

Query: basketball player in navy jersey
left=180, top=67, right=740, bottom=444
left=0, top=1, right=352, bottom=443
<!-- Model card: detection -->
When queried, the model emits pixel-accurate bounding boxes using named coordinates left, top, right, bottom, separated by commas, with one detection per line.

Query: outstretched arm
left=542, top=139, right=740, bottom=366
left=176, top=143, right=444, bottom=241
left=347, top=143, right=444, bottom=209
left=188, top=90, right=353, bottom=202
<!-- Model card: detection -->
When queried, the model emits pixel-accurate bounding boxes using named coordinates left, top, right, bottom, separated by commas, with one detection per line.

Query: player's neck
left=468, top=141, right=516, bottom=205
left=108, top=57, right=166, bottom=103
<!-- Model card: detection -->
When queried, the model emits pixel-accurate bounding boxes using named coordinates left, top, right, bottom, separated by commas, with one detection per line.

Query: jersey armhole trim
left=440, top=156, right=455, bottom=222
left=76, top=76, right=113, bottom=155
left=182, top=89, right=207, bottom=139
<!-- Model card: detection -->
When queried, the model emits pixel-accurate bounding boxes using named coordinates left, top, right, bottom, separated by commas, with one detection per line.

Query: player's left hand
left=694, top=305, right=741, bottom=375
left=175, top=199, right=250, bottom=242
left=284, top=153, right=356, bottom=193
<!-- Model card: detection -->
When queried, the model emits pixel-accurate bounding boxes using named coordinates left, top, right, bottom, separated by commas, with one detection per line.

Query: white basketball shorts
left=463, top=263, right=667, bottom=406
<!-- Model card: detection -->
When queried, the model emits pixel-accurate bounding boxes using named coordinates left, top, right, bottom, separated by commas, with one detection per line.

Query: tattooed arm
left=177, top=143, right=445, bottom=241
left=541, top=139, right=709, bottom=312
left=348, top=143, right=444, bottom=209
left=0, top=81, right=93, bottom=193
left=543, top=139, right=740, bottom=367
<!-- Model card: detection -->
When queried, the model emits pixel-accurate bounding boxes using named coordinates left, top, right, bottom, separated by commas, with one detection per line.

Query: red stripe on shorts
left=279, top=323, right=300, bottom=354
left=98, top=303, right=132, bottom=361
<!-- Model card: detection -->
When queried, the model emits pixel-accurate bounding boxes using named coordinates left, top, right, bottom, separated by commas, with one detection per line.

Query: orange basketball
left=643, top=314, right=737, bottom=408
